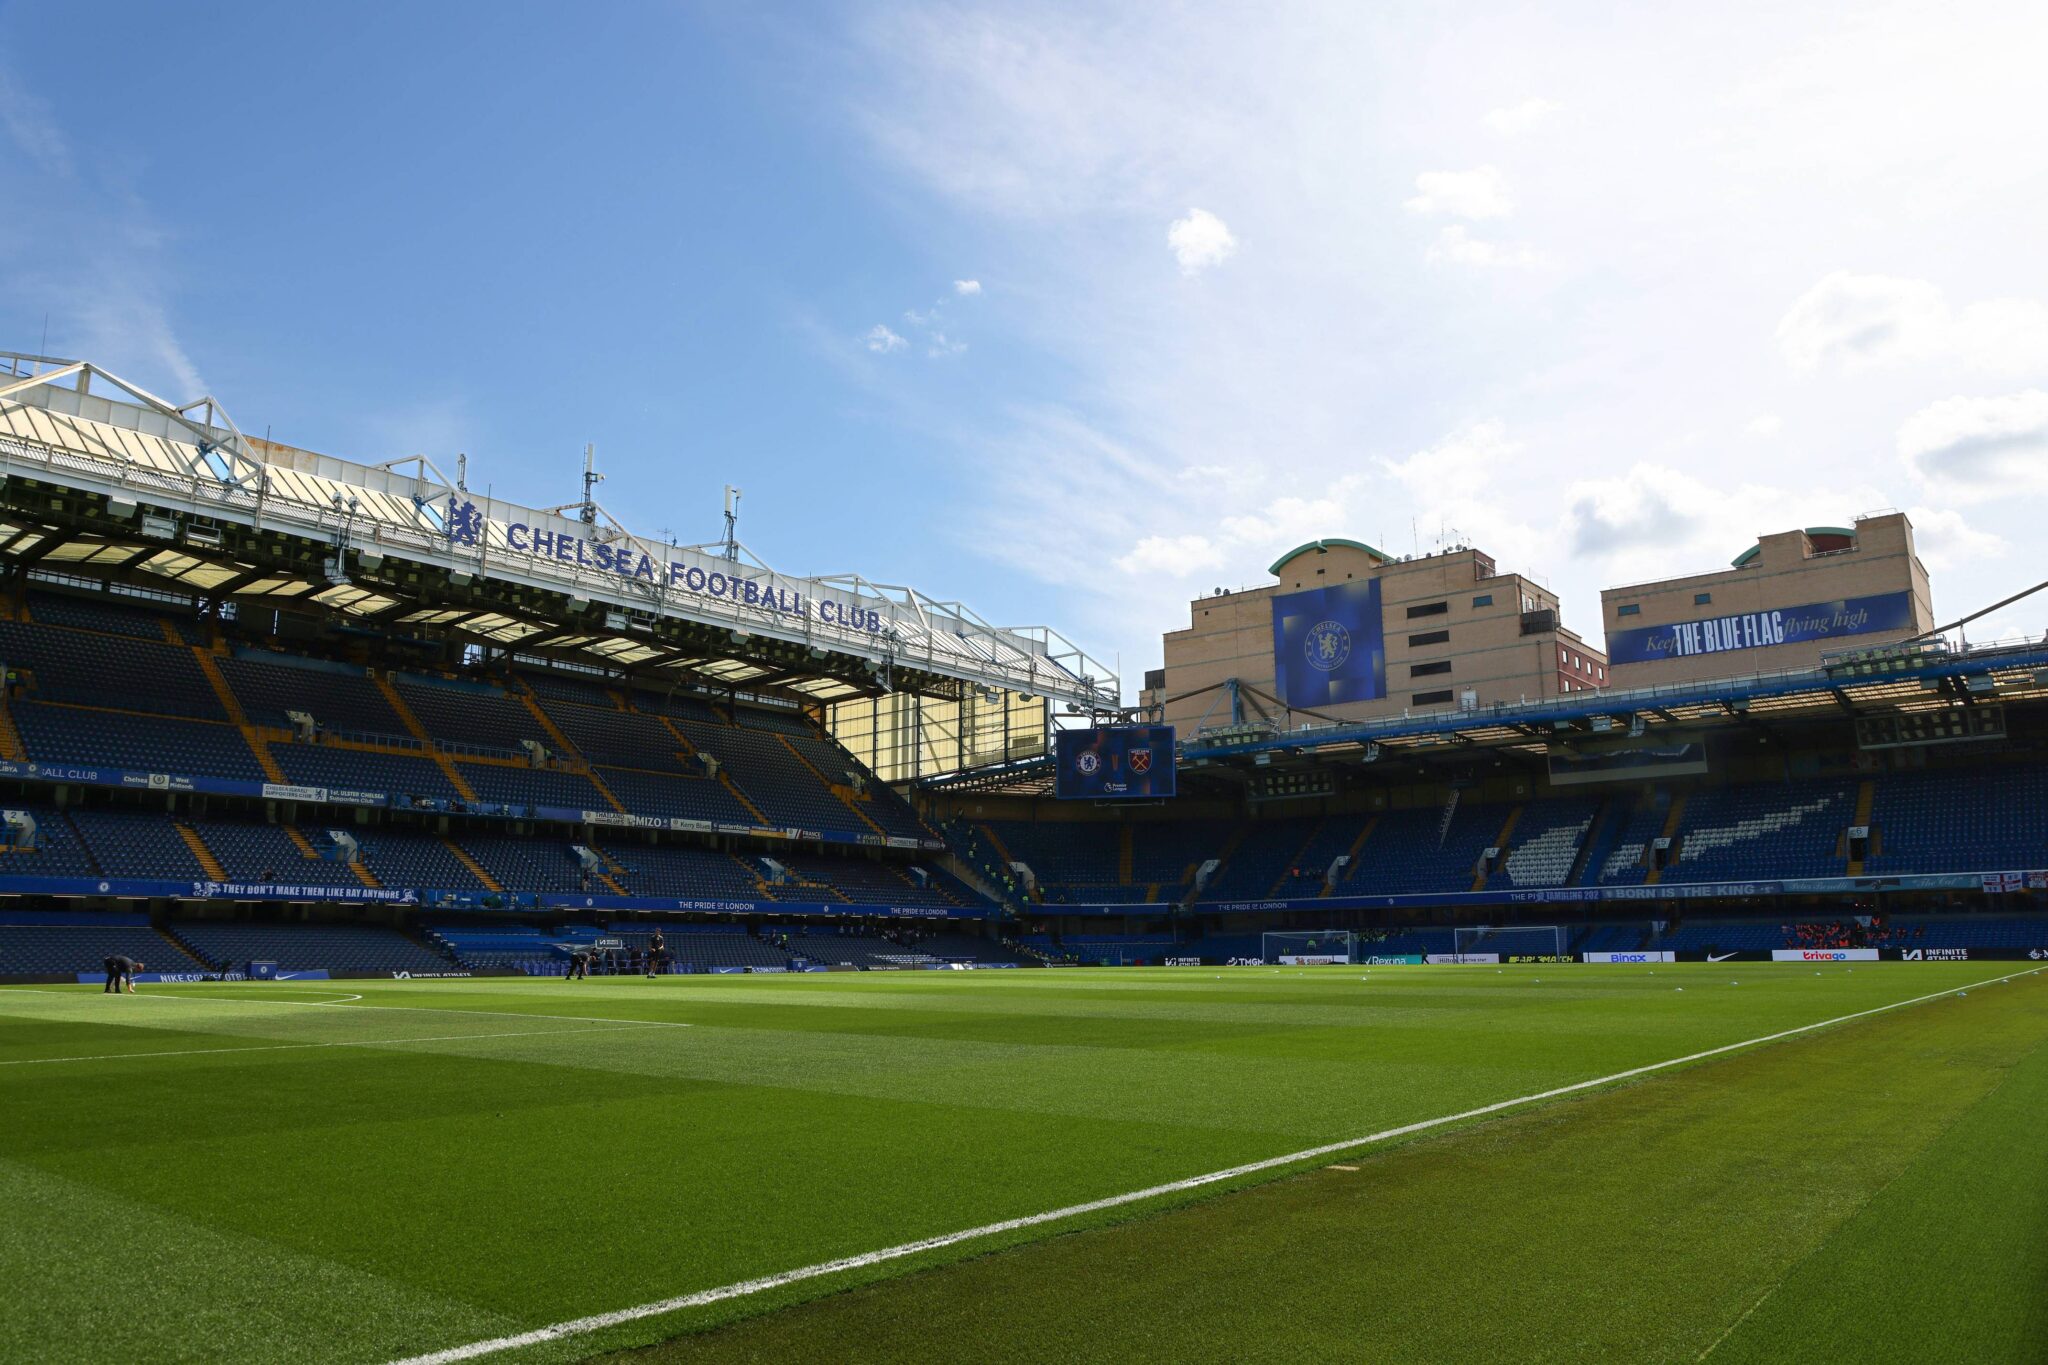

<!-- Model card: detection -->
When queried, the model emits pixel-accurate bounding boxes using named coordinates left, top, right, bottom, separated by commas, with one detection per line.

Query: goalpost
left=1261, top=930, right=1356, bottom=965
left=1450, top=925, right=1565, bottom=963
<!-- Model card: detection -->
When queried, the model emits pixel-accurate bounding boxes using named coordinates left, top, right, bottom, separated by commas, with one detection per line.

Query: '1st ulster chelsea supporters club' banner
left=1271, top=578, right=1386, bottom=709
left=1604, top=591, right=1916, bottom=666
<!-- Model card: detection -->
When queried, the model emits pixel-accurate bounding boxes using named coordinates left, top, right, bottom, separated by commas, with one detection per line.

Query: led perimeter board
left=1054, top=725, right=1177, bottom=800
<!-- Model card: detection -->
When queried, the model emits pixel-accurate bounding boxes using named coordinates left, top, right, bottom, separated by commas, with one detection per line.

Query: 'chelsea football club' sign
left=443, top=496, right=886, bottom=634
left=1272, top=579, right=1385, bottom=708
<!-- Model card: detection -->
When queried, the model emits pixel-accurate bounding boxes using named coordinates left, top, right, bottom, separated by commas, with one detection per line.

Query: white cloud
left=1404, top=166, right=1513, bottom=219
left=1897, top=389, right=2048, bottom=502
left=1744, top=414, right=1783, bottom=437
left=1904, top=505, right=2007, bottom=574
left=864, top=324, right=908, bottom=353
left=0, top=69, right=72, bottom=178
left=1115, top=533, right=1224, bottom=577
left=1424, top=225, right=1542, bottom=269
left=1482, top=97, right=1562, bottom=134
left=1776, top=272, right=2048, bottom=374
left=926, top=331, right=967, bottom=358
left=953, top=279, right=982, bottom=296
left=1167, top=207, right=1237, bottom=275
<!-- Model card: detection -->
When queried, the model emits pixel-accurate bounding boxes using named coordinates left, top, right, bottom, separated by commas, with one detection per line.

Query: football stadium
left=3, top=349, right=2046, bottom=1365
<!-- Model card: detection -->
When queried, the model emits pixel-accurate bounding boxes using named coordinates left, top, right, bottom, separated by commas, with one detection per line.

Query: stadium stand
left=169, top=921, right=454, bottom=974
left=0, top=911, right=197, bottom=975
left=1864, top=764, right=2048, bottom=874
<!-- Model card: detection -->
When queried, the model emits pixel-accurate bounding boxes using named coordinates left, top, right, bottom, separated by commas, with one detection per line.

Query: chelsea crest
left=1304, top=620, right=1350, bottom=672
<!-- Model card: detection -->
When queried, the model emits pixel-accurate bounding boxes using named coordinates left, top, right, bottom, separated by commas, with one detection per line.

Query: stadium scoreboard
left=1053, top=726, right=1177, bottom=800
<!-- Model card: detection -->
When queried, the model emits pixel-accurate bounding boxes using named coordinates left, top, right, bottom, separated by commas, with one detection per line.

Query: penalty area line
left=387, top=964, right=2045, bottom=1365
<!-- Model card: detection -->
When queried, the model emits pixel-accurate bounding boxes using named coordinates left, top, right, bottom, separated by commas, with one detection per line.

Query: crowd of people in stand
left=1782, top=917, right=1921, bottom=949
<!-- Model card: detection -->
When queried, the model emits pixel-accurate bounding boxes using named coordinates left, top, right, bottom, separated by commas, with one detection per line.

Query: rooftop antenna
left=722, top=485, right=743, bottom=563
left=456, top=452, right=469, bottom=493
left=579, top=443, right=602, bottom=527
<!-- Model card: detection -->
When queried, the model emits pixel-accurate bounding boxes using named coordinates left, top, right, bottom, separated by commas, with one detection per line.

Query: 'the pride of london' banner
left=1272, top=578, right=1386, bottom=709
left=1605, top=590, right=1916, bottom=666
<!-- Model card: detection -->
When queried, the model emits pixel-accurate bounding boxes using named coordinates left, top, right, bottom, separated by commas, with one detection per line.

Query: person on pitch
left=646, top=928, right=666, bottom=978
left=102, top=955, right=143, bottom=994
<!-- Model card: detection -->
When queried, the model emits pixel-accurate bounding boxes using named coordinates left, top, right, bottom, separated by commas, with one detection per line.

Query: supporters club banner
left=1604, top=590, right=1916, bottom=665
left=1271, top=578, right=1386, bottom=709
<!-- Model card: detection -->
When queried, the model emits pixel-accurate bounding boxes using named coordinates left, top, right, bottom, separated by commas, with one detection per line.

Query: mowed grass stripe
left=597, top=969, right=2048, bottom=1365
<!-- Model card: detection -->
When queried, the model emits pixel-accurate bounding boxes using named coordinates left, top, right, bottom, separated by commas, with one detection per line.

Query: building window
left=1408, top=629, right=1450, bottom=647
left=1694, top=591, right=1713, bottom=605
left=1617, top=604, right=1641, bottom=617
left=1597, top=666, right=1604, bottom=680
left=1560, top=647, right=1569, bottom=663
left=1406, top=601, right=1449, bottom=619
left=1410, top=660, right=1452, bottom=678
left=1413, top=689, right=1454, bottom=706
left=1472, top=593, right=1493, bottom=607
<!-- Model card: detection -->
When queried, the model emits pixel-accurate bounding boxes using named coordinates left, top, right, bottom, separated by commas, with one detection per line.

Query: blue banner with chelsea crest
left=1272, top=578, right=1386, bottom=708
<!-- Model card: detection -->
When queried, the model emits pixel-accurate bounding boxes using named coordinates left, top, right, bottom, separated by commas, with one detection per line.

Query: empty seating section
left=270, top=743, right=461, bottom=802
left=1130, top=820, right=1235, bottom=890
left=14, top=704, right=266, bottom=781
left=66, top=809, right=206, bottom=880
left=733, top=707, right=816, bottom=736
left=781, top=932, right=933, bottom=967
left=779, top=854, right=942, bottom=906
left=0, top=914, right=194, bottom=974
left=521, top=672, right=619, bottom=708
left=1866, top=765, right=2048, bottom=873
left=663, top=932, right=791, bottom=970
left=541, top=703, right=684, bottom=767
left=593, top=765, right=759, bottom=824
left=170, top=921, right=452, bottom=973
left=28, top=592, right=187, bottom=641
left=676, top=721, right=851, bottom=832
left=1344, top=805, right=1500, bottom=895
left=598, top=843, right=762, bottom=899
left=355, top=829, right=484, bottom=890
left=458, top=834, right=587, bottom=892
left=190, top=820, right=363, bottom=886
left=1666, top=780, right=1851, bottom=882
left=0, top=804, right=99, bottom=876
left=392, top=677, right=550, bottom=752
left=218, top=655, right=403, bottom=733
left=455, top=762, right=604, bottom=809
left=432, top=925, right=556, bottom=968
left=1496, top=799, right=1601, bottom=888
left=1204, top=817, right=1325, bottom=900
left=0, top=620, right=224, bottom=718
left=1597, top=799, right=1670, bottom=885
left=910, top=931, right=1028, bottom=963
left=989, top=821, right=1126, bottom=902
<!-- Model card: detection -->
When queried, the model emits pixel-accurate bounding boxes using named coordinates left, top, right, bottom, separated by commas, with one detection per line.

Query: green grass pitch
left=3, top=963, right=2044, bottom=1364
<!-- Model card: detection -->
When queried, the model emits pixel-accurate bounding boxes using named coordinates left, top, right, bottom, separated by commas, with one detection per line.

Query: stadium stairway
left=1328, top=816, right=1379, bottom=896
left=174, top=822, right=228, bottom=882
left=513, top=684, right=630, bottom=816
left=372, top=673, right=481, bottom=801
left=0, top=698, right=23, bottom=761
left=441, top=838, right=502, bottom=892
left=1844, top=778, right=1877, bottom=875
left=1471, top=805, right=1523, bottom=892
left=651, top=712, right=775, bottom=824
left=188, top=645, right=291, bottom=784
left=775, top=732, right=886, bottom=838
left=1641, top=793, right=1689, bottom=886
left=1264, top=819, right=1329, bottom=898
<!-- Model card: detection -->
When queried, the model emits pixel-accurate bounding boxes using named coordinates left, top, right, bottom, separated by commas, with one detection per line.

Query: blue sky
left=5, top=1, right=2047, bottom=698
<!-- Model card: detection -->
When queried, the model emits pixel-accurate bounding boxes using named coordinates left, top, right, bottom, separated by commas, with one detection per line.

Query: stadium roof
left=0, top=352, right=1119, bottom=709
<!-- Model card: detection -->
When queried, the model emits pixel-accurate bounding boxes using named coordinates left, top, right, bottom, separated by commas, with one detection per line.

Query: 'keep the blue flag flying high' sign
left=1272, top=578, right=1386, bottom=708
left=1605, top=590, right=1916, bottom=665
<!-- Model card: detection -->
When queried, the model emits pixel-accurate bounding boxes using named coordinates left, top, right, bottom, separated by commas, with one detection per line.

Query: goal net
left=1262, top=930, right=1356, bottom=965
left=1450, top=924, right=1565, bottom=963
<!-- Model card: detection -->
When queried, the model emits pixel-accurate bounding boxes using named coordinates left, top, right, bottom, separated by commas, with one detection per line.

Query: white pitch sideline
left=386, top=965, right=2045, bottom=1365
left=0, top=984, right=694, bottom=1030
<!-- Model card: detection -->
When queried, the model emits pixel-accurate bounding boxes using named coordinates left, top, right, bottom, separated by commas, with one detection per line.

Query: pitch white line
left=0, top=1023, right=667, bottom=1067
left=0, top=986, right=692, bottom=1030
left=387, top=965, right=2045, bottom=1365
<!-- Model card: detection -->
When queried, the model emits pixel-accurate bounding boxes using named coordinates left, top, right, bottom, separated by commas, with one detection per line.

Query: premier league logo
left=446, top=497, right=485, bottom=546
left=1304, top=619, right=1351, bottom=672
